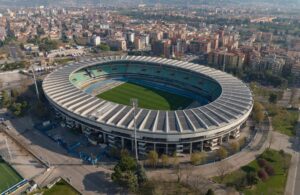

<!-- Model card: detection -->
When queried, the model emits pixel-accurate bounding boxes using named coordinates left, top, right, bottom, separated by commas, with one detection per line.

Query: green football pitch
left=0, top=158, right=23, bottom=193
left=97, top=82, right=193, bottom=110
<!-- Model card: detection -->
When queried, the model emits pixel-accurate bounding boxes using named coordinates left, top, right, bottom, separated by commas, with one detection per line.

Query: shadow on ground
left=82, top=171, right=127, bottom=195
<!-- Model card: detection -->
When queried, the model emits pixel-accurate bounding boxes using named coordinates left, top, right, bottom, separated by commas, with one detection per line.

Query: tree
left=161, top=154, right=169, bottom=167
left=127, top=171, right=138, bottom=192
left=246, top=172, right=258, bottom=187
left=217, top=147, right=228, bottom=160
left=38, top=38, right=58, bottom=52
left=265, top=164, right=275, bottom=176
left=98, top=43, right=110, bottom=51
left=1, top=90, right=11, bottom=108
left=190, top=151, right=205, bottom=165
left=174, top=164, right=183, bottom=183
left=239, top=137, right=246, bottom=147
left=269, top=93, right=278, bottom=104
left=111, top=152, right=139, bottom=192
left=10, top=101, right=27, bottom=116
left=217, top=162, right=232, bottom=182
left=257, top=169, right=268, bottom=181
left=206, top=189, right=215, bottom=195
left=282, top=155, right=290, bottom=174
left=258, top=158, right=268, bottom=167
left=253, top=101, right=265, bottom=123
left=135, top=163, right=147, bottom=185
left=230, top=141, right=240, bottom=153
left=172, top=152, right=179, bottom=168
left=147, top=150, right=158, bottom=168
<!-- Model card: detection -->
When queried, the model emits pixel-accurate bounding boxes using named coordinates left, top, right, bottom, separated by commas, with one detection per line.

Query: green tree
left=10, top=102, right=22, bottom=116
left=147, top=150, right=159, bottom=168
left=246, top=172, right=258, bottom=186
left=98, top=43, right=110, bottom=51
left=217, top=147, right=228, bottom=160
left=269, top=93, right=278, bottom=104
left=1, top=90, right=11, bottom=108
left=135, top=163, right=147, bottom=185
left=118, top=153, right=137, bottom=172
left=39, top=38, right=58, bottom=52
left=10, top=101, right=27, bottom=116
left=111, top=152, right=139, bottom=192
left=127, top=171, right=138, bottom=192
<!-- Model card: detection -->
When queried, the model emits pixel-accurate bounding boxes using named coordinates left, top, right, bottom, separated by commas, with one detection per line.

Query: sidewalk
left=285, top=113, right=300, bottom=195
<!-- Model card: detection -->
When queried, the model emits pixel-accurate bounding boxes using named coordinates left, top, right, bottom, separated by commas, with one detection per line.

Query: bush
left=265, top=164, right=275, bottom=176
left=257, top=169, right=268, bottom=181
left=190, top=151, right=202, bottom=165
left=257, top=158, right=268, bottom=167
left=161, top=154, right=169, bottom=167
left=230, top=141, right=240, bottom=153
left=217, top=147, right=228, bottom=160
left=279, top=149, right=285, bottom=157
left=246, top=172, right=258, bottom=186
left=147, top=150, right=159, bottom=168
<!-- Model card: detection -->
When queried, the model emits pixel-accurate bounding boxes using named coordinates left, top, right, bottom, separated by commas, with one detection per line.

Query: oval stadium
left=42, top=56, right=253, bottom=155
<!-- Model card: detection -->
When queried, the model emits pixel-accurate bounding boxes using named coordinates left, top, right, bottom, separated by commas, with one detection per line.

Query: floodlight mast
left=31, top=64, right=40, bottom=101
left=131, top=98, right=138, bottom=161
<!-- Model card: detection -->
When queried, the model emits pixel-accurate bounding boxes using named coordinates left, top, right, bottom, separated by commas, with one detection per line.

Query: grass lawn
left=138, top=181, right=199, bottom=195
left=43, top=179, right=79, bottom=195
left=0, top=157, right=23, bottom=193
left=97, top=82, right=193, bottom=110
left=213, top=149, right=291, bottom=195
left=271, top=108, right=299, bottom=136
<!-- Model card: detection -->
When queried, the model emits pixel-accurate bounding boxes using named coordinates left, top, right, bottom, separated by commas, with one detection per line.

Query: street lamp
left=131, top=98, right=138, bottom=161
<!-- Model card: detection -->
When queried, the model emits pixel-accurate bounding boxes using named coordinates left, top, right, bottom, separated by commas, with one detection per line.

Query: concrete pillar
left=154, top=143, right=156, bottom=152
left=165, top=144, right=168, bottom=154
left=103, top=133, right=107, bottom=144
left=219, top=136, right=223, bottom=144
left=121, top=138, right=124, bottom=149
left=201, top=141, right=204, bottom=151
left=131, top=140, right=134, bottom=152
left=189, top=142, right=193, bottom=154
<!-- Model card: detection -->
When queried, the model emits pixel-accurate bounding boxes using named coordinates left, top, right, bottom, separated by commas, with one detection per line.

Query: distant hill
left=0, top=0, right=299, bottom=8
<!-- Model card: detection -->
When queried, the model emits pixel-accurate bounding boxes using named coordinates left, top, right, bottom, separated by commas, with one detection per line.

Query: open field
left=213, top=149, right=291, bottom=195
left=0, top=157, right=23, bottom=193
left=43, top=179, right=80, bottom=195
left=97, top=82, right=193, bottom=110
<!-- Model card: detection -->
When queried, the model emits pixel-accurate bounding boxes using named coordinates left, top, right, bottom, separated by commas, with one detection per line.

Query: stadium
left=42, top=56, right=253, bottom=155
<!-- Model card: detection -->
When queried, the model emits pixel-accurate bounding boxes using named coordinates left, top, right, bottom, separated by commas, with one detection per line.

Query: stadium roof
left=43, top=56, right=253, bottom=134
